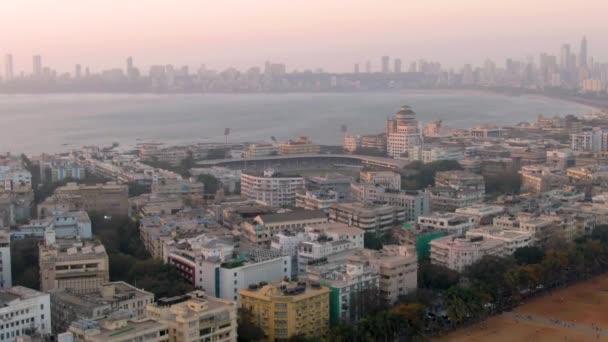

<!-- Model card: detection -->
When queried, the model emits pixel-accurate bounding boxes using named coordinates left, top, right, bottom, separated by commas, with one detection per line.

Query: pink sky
left=2, top=0, right=608, bottom=73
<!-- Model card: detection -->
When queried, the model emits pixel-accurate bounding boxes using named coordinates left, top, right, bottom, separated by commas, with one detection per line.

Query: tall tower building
left=74, top=64, right=82, bottom=79
left=126, top=56, right=133, bottom=78
left=365, top=60, right=371, bottom=73
left=354, top=63, right=360, bottom=74
left=579, top=36, right=588, bottom=67
left=4, top=54, right=14, bottom=81
left=560, top=44, right=571, bottom=71
left=386, top=105, right=422, bottom=158
left=381, top=56, right=390, bottom=73
left=394, top=58, right=402, bottom=73
left=33, top=55, right=42, bottom=77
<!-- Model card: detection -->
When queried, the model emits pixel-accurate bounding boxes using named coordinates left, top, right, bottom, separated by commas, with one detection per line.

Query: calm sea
left=0, top=91, right=595, bottom=154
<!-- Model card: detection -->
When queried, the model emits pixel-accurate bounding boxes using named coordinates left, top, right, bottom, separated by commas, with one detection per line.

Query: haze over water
left=0, top=91, right=594, bottom=154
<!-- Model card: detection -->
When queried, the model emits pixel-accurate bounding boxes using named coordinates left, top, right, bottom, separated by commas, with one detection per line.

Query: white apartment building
left=408, top=145, right=464, bottom=163
left=0, top=286, right=51, bottom=341
left=0, top=166, right=32, bottom=189
left=14, top=211, right=92, bottom=240
left=570, top=128, right=608, bottom=151
left=359, top=170, right=401, bottom=190
left=240, top=169, right=305, bottom=208
left=241, top=209, right=328, bottom=247
left=465, top=227, right=534, bottom=254
left=386, top=106, right=422, bottom=158
left=0, top=230, right=11, bottom=288
left=297, top=223, right=365, bottom=274
left=430, top=235, right=505, bottom=272
left=417, top=212, right=476, bottom=235
left=329, top=202, right=406, bottom=232
left=454, top=204, right=505, bottom=225
left=350, top=184, right=430, bottom=222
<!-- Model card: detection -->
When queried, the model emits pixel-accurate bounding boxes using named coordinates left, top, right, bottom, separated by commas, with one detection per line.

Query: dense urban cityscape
left=4, top=0, right=608, bottom=341
left=1, top=94, right=608, bottom=341
left=3, top=37, right=608, bottom=107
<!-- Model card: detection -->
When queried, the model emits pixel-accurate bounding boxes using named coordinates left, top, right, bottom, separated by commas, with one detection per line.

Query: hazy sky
left=2, top=0, right=608, bottom=73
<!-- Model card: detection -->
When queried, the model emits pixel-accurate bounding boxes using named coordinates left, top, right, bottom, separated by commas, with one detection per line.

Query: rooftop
left=257, top=209, right=327, bottom=224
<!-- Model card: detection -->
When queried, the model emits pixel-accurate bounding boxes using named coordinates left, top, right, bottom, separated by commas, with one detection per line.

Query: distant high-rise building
left=4, top=54, right=14, bottom=81
left=33, top=55, right=42, bottom=77
left=381, top=56, right=390, bottom=73
left=560, top=44, right=571, bottom=71
left=579, top=36, right=588, bottom=67
left=126, top=56, right=134, bottom=79
left=75, top=64, right=82, bottom=79
left=409, top=62, right=417, bottom=73
left=354, top=63, right=360, bottom=74
left=365, top=60, right=371, bottom=73
left=394, top=58, right=402, bottom=73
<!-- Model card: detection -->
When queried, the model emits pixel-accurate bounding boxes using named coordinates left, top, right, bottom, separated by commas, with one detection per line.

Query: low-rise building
left=66, top=311, right=169, bottom=342
left=408, top=145, right=464, bottom=163
left=240, top=281, right=330, bottom=341
left=435, top=170, right=485, bottom=192
left=329, top=202, right=405, bottom=232
left=240, top=169, right=305, bottom=208
left=306, top=173, right=353, bottom=200
left=147, top=291, right=237, bottom=342
left=519, top=165, right=567, bottom=194
left=430, top=235, right=505, bottom=272
left=0, top=286, right=51, bottom=341
left=50, top=281, right=154, bottom=334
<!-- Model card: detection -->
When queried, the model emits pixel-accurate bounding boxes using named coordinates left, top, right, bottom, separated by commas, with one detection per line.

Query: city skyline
left=2, top=1, right=608, bottom=73
left=0, top=35, right=599, bottom=78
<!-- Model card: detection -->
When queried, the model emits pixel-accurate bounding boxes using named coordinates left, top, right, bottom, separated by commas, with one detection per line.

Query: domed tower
left=386, top=105, right=422, bottom=158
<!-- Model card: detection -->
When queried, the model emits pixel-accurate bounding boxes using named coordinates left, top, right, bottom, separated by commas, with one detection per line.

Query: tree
left=237, top=308, right=266, bottom=342
left=206, top=148, right=229, bottom=160
left=197, top=174, right=222, bottom=195
left=514, top=246, right=545, bottom=265
left=401, top=159, right=463, bottom=190
left=11, top=238, right=40, bottom=289
left=484, top=171, right=521, bottom=195
left=418, top=260, right=460, bottom=290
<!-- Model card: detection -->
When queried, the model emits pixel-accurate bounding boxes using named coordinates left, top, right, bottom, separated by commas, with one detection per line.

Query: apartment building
left=430, top=235, right=505, bottom=272
left=305, top=261, right=379, bottom=324
left=14, top=211, right=92, bottom=240
left=66, top=311, right=169, bottom=342
left=240, top=281, right=330, bottom=341
left=417, top=212, right=476, bottom=235
left=295, top=190, right=339, bottom=211
left=306, top=173, right=354, bottom=200
left=465, top=227, right=534, bottom=254
left=454, top=204, right=505, bottom=225
left=297, top=223, right=365, bottom=274
left=350, top=184, right=430, bottom=222
left=349, top=245, right=418, bottom=305
left=329, top=202, right=405, bottom=232
left=39, top=234, right=110, bottom=294
left=39, top=182, right=128, bottom=217
left=359, top=170, right=401, bottom=190
left=240, top=169, right=305, bottom=208
left=279, top=136, right=321, bottom=155
left=0, top=230, right=11, bottom=288
left=244, top=144, right=280, bottom=158
left=241, top=209, right=328, bottom=247
left=0, top=286, right=51, bottom=341
left=147, top=291, right=237, bottom=342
